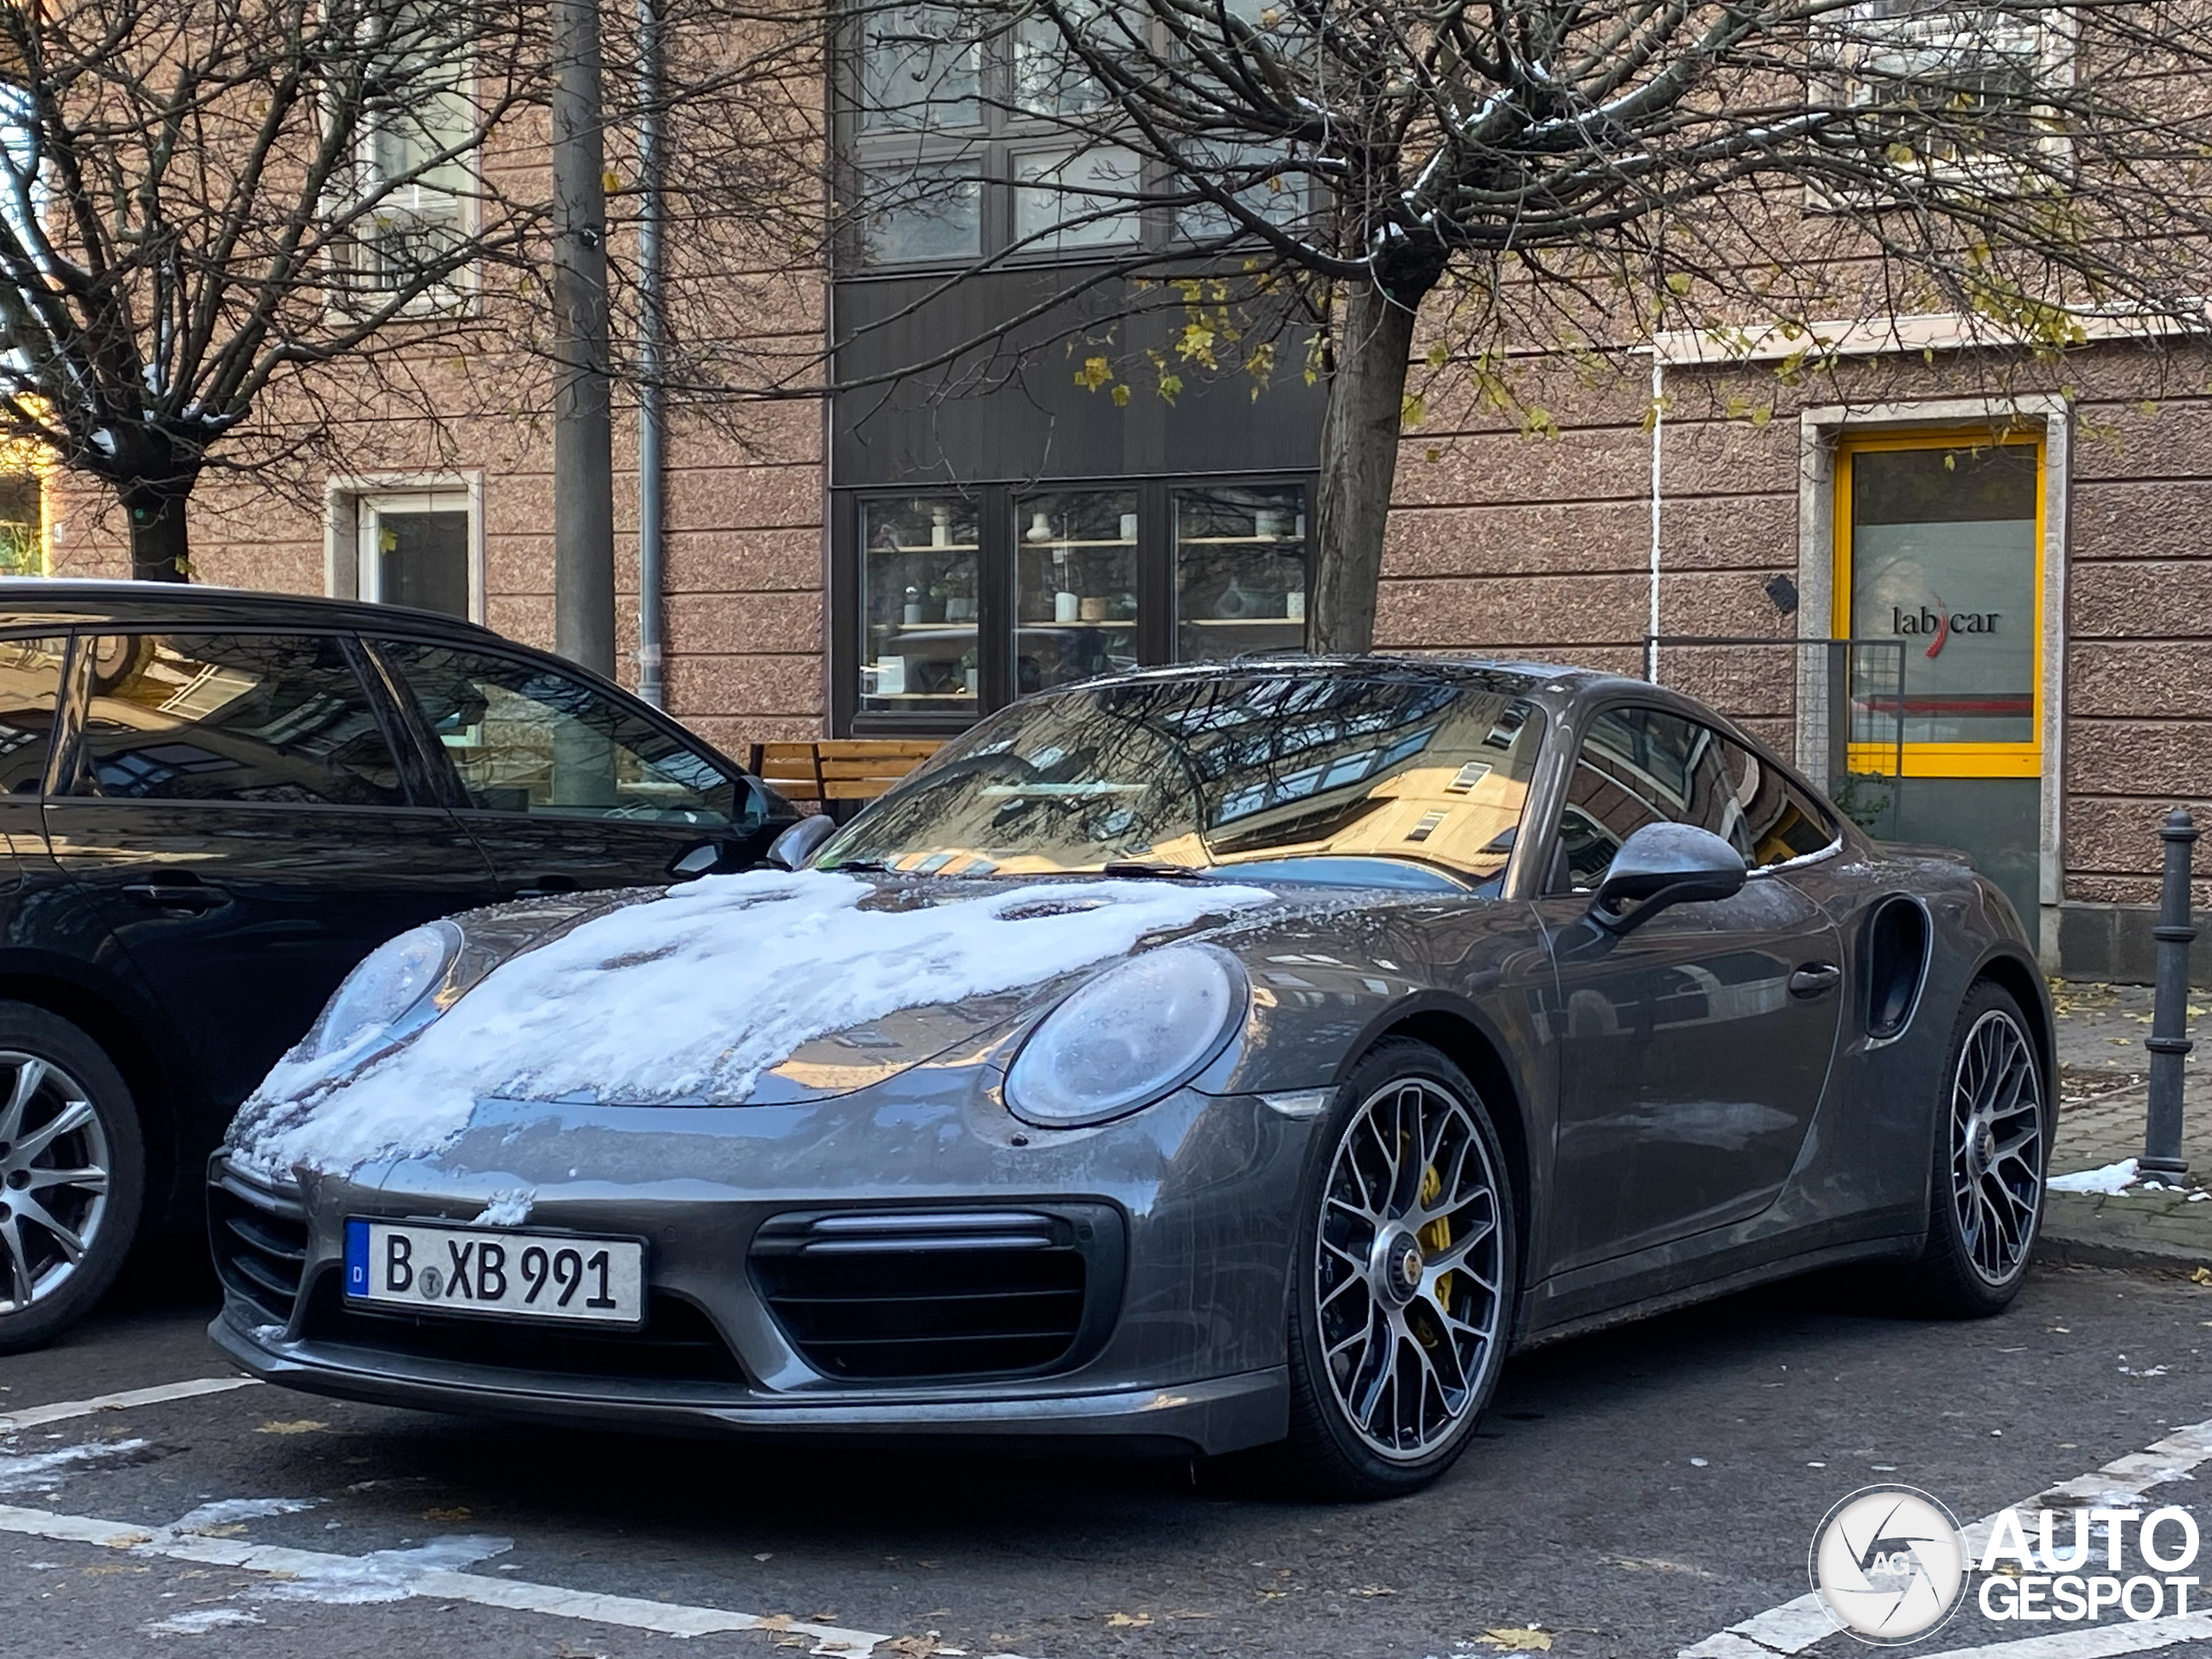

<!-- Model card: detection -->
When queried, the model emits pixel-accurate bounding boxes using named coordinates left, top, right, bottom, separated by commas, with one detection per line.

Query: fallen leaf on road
left=1106, top=1612, right=1153, bottom=1628
left=879, top=1634, right=943, bottom=1658
left=423, top=1506, right=471, bottom=1522
left=255, top=1420, right=327, bottom=1436
left=1349, top=1586, right=1397, bottom=1598
left=2193, top=1268, right=2212, bottom=1285
left=194, top=1522, right=249, bottom=1538
left=1478, top=1629, right=1553, bottom=1651
left=755, top=1614, right=794, bottom=1632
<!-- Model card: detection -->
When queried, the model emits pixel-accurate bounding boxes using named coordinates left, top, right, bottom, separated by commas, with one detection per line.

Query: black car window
left=0, top=637, right=66, bottom=794
left=1554, top=706, right=1740, bottom=892
left=1713, top=735, right=1838, bottom=867
left=376, top=639, right=739, bottom=826
left=72, top=633, right=405, bottom=807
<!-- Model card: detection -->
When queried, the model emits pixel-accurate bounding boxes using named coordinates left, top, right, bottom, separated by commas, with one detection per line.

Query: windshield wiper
left=1099, top=861, right=1212, bottom=880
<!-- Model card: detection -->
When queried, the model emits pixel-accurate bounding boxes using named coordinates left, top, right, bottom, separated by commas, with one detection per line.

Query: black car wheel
left=1902, top=979, right=2048, bottom=1318
left=0, top=1005, right=143, bottom=1353
left=1280, top=1039, right=1516, bottom=1500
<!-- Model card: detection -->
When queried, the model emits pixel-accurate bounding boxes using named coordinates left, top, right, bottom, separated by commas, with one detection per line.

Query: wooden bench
left=747, top=739, right=944, bottom=815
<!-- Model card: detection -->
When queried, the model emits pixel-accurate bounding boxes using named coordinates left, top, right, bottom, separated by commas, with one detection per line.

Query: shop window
left=860, top=496, right=982, bottom=715
left=1173, top=483, right=1306, bottom=662
left=0, top=474, right=41, bottom=575
left=843, top=476, right=1312, bottom=730
left=1016, top=489, right=1137, bottom=694
left=1839, top=435, right=2040, bottom=772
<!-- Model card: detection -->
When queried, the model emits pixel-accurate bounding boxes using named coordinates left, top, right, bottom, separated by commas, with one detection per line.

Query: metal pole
left=551, top=0, right=616, bottom=677
left=2142, top=806, right=2198, bottom=1177
left=634, top=0, right=666, bottom=708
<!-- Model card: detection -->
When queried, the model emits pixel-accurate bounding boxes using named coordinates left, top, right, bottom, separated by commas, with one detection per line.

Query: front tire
left=0, top=1005, right=144, bottom=1353
left=1278, top=1039, right=1517, bottom=1500
left=1901, top=980, right=2048, bottom=1318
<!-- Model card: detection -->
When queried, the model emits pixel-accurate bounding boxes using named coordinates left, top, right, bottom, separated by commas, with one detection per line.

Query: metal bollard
left=2142, top=807, right=2199, bottom=1177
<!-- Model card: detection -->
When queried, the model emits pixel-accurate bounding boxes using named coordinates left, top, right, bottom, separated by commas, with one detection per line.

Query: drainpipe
left=634, top=0, right=668, bottom=708
left=1646, top=356, right=1664, bottom=682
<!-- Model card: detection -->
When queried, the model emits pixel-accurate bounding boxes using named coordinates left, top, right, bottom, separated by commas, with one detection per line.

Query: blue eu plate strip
left=343, top=1218, right=371, bottom=1297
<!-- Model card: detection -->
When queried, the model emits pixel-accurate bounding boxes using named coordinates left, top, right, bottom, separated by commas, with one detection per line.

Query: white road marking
left=1913, top=1611, right=2212, bottom=1658
left=0, top=1501, right=1029, bottom=1657
left=0, top=1376, right=258, bottom=1433
left=1679, top=1418, right=2212, bottom=1657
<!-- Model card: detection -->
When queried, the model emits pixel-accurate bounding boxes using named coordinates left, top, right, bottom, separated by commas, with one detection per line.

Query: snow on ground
left=233, top=868, right=1272, bottom=1179
left=2049, top=1157, right=2141, bottom=1195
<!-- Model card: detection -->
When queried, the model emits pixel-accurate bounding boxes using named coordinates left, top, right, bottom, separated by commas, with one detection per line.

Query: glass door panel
left=1844, top=441, right=2038, bottom=751
left=1173, top=484, right=1307, bottom=662
left=860, top=497, right=982, bottom=715
left=1014, top=489, right=1139, bottom=696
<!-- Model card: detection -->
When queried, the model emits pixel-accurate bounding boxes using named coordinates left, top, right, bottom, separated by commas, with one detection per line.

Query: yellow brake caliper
left=1417, top=1163, right=1452, bottom=1330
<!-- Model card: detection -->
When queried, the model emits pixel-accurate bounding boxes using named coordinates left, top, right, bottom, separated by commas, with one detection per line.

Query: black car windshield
left=814, top=673, right=1547, bottom=887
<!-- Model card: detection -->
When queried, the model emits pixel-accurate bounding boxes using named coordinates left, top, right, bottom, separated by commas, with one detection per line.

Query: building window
left=1823, top=1, right=2064, bottom=181
left=329, top=479, right=480, bottom=622
left=0, top=472, right=42, bottom=575
left=842, top=4, right=1305, bottom=268
left=860, top=495, right=982, bottom=715
left=334, top=8, right=478, bottom=303
left=839, top=475, right=1311, bottom=732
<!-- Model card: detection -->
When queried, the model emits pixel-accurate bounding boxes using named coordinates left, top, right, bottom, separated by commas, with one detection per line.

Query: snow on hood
left=229, top=868, right=1274, bottom=1179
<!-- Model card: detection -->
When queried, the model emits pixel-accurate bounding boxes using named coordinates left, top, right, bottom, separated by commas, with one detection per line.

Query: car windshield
left=815, top=673, right=1547, bottom=889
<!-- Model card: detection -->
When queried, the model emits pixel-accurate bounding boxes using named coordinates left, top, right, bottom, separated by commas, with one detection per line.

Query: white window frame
left=1812, top=0, right=2075, bottom=200
left=325, top=472, right=486, bottom=625
left=325, top=10, right=484, bottom=315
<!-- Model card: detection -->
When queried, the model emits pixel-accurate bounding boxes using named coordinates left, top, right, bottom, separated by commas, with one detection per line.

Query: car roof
left=1062, top=654, right=1632, bottom=702
left=0, top=578, right=502, bottom=640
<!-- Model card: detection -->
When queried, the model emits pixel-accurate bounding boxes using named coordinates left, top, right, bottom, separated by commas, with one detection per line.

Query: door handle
left=120, top=877, right=226, bottom=913
left=1788, top=962, right=1842, bottom=998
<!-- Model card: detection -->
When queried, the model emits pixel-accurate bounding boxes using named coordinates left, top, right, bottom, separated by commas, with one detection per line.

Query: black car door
left=1535, top=703, right=1846, bottom=1274
left=366, top=635, right=784, bottom=898
left=41, top=630, right=499, bottom=1113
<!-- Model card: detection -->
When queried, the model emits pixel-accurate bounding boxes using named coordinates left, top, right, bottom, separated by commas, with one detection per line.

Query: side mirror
left=669, top=841, right=725, bottom=879
left=766, top=813, right=836, bottom=871
left=1590, top=823, right=1746, bottom=934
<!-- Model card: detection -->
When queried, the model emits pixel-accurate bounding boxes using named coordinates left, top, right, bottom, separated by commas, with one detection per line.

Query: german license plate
left=343, top=1219, right=645, bottom=1327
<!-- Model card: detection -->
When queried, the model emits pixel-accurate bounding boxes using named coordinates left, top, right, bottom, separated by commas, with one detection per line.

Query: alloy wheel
left=0, top=1051, right=111, bottom=1314
left=1948, top=1008, right=2044, bottom=1285
left=1313, top=1075, right=1506, bottom=1461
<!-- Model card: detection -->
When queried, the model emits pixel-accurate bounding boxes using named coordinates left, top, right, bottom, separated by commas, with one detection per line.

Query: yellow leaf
left=1106, top=1612, right=1154, bottom=1627
left=423, top=1506, right=472, bottom=1522
left=1664, top=272, right=1694, bottom=296
left=1110, top=384, right=1130, bottom=407
left=1075, top=355, right=1113, bottom=392
left=256, top=1420, right=328, bottom=1435
left=1479, top=1630, right=1554, bottom=1652
left=2190, top=1267, right=2210, bottom=1285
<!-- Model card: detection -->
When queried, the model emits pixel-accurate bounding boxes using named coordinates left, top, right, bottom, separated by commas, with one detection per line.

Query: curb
left=2035, top=1191, right=2212, bottom=1276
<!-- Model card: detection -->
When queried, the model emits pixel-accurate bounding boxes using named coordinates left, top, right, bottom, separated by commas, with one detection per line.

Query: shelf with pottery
left=861, top=690, right=980, bottom=702
left=1024, top=537, right=1135, bottom=550
left=885, top=543, right=981, bottom=554
left=1185, top=616, right=1305, bottom=626
left=1017, top=618, right=1140, bottom=629
left=880, top=622, right=980, bottom=635
left=1178, top=534, right=1306, bottom=545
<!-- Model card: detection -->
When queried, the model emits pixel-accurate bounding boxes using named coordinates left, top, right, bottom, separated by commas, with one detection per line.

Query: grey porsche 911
left=209, top=658, right=2050, bottom=1498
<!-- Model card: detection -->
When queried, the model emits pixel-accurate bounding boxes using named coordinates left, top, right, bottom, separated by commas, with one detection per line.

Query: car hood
left=227, top=866, right=1413, bottom=1179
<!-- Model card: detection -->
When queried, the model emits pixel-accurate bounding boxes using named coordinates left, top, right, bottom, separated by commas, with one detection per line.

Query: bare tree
left=0, top=0, right=560, bottom=579
left=784, top=0, right=2212, bottom=651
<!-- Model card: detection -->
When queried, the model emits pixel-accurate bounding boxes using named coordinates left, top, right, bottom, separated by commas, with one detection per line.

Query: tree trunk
left=1311, top=278, right=1423, bottom=656
left=121, top=479, right=194, bottom=582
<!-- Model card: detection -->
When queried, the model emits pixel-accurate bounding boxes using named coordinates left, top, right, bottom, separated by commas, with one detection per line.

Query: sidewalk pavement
left=2038, top=981, right=2212, bottom=1274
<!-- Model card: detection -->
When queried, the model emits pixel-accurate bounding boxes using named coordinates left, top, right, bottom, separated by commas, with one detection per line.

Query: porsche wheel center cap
left=1371, top=1228, right=1425, bottom=1306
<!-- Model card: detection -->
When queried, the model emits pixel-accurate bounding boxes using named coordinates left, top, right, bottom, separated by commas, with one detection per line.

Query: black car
left=0, top=581, right=798, bottom=1350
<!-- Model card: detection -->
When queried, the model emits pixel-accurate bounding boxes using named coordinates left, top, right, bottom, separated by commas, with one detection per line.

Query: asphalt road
left=6, top=1263, right=2212, bottom=1659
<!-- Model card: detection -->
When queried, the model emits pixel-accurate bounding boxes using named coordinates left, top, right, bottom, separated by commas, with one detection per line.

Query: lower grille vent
left=750, top=1205, right=1121, bottom=1382
left=208, top=1160, right=308, bottom=1325
left=302, top=1278, right=746, bottom=1383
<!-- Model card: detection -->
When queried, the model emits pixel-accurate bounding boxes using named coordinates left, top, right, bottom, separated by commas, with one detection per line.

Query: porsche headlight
left=308, top=921, right=463, bottom=1061
left=1006, top=945, right=1246, bottom=1128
